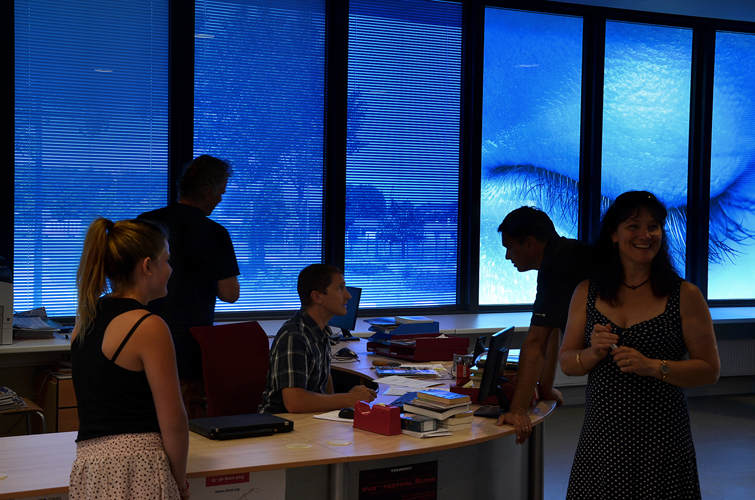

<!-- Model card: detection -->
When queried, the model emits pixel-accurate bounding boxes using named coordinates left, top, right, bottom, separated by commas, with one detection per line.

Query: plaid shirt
left=258, top=309, right=333, bottom=413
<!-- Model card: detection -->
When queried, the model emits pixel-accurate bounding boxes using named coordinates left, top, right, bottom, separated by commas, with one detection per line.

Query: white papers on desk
left=314, top=410, right=353, bottom=423
left=376, top=376, right=444, bottom=389
left=13, top=315, right=57, bottom=330
left=13, top=307, right=62, bottom=339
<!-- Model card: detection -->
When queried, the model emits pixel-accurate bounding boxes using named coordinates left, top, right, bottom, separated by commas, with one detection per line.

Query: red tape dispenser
left=353, top=401, right=401, bottom=436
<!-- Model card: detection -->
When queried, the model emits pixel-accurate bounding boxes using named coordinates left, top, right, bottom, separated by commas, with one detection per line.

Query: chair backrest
left=190, top=321, right=270, bottom=417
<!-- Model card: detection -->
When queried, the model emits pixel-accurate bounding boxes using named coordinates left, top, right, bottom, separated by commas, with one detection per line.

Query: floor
left=543, top=394, right=755, bottom=499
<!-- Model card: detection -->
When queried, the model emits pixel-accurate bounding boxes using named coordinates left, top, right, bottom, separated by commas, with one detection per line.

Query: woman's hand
left=589, top=323, right=618, bottom=359
left=610, top=347, right=654, bottom=376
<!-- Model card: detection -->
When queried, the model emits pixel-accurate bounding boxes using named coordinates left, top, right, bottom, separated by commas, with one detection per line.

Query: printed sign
left=189, top=469, right=285, bottom=499
left=359, top=460, right=438, bottom=500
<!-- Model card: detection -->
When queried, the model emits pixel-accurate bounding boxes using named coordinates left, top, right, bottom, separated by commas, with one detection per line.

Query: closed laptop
left=190, top=413, right=294, bottom=440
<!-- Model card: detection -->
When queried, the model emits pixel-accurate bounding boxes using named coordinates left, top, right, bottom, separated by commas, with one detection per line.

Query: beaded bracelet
left=178, top=480, right=190, bottom=493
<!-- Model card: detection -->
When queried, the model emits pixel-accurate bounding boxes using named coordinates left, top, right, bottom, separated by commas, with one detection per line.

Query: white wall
left=549, top=0, right=755, bottom=22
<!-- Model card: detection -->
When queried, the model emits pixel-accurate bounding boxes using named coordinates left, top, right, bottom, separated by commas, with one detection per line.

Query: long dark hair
left=593, top=191, right=681, bottom=305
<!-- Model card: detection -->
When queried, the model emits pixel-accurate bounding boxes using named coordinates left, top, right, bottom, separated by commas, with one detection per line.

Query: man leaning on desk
left=495, top=207, right=591, bottom=444
left=258, top=264, right=376, bottom=413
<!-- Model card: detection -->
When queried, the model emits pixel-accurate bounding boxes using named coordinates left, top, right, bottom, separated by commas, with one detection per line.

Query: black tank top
left=72, top=296, right=161, bottom=442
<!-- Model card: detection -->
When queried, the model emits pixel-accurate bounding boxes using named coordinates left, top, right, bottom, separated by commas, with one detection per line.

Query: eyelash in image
left=487, top=163, right=755, bottom=271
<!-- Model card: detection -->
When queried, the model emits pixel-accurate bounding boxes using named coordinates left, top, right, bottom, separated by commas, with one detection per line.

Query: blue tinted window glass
left=194, top=0, right=326, bottom=311
left=14, top=0, right=169, bottom=315
left=346, top=0, right=462, bottom=308
left=602, top=21, right=692, bottom=275
left=708, top=31, right=755, bottom=300
left=480, top=8, right=583, bottom=305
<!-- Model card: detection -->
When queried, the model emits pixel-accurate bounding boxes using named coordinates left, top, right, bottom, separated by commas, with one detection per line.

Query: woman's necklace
left=622, top=277, right=650, bottom=290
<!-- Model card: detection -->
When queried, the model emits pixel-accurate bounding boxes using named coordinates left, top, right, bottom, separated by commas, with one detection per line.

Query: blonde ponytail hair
left=76, top=218, right=167, bottom=339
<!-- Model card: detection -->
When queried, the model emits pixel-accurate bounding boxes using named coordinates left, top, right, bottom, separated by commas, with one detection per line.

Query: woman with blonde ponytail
left=69, top=218, right=190, bottom=499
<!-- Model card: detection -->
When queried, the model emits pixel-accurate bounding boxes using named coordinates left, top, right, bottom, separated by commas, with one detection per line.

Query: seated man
left=258, top=264, right=376, bottom=413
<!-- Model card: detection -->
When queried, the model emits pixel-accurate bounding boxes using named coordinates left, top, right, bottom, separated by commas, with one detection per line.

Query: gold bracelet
left=576, top=349, right=585, bottom=371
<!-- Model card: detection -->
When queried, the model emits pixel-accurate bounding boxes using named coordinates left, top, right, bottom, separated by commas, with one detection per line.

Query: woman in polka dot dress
left=559, top=191, right=720, bottom=500
left=70, top=218, right=190, bottom=499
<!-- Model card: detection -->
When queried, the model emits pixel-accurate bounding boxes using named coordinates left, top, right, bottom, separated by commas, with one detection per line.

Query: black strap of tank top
left=111, top=313, right=153, bottom=363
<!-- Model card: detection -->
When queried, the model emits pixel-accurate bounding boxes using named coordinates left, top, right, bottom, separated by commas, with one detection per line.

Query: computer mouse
left=335, top=347, right=357, bottom=359
left=338, top=407, right=355, bottom=419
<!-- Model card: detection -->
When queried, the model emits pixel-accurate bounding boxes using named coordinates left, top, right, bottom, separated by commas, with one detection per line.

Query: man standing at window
left=258, top=264, right=376, bottom=414
left=139, top=155, right=240, bottom=418
left=496, top=207, right=590, bottom=444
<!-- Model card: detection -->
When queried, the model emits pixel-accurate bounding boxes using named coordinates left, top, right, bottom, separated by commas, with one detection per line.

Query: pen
left=372, top=360, right=401, bottom=367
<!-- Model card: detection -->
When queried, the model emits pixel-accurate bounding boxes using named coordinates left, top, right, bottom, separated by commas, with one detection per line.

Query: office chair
left=190, top=321, right=270, bottom=418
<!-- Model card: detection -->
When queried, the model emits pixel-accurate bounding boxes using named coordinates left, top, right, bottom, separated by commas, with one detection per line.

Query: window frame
left=7, top=0, right=755, bottom=323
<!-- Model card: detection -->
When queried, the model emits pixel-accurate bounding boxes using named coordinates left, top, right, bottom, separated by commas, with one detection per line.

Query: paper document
left=314, top=410, right=352, bottom=423
left=384, top=386, right=416, bottom=396
left=376, top=376, right=444, bottom=389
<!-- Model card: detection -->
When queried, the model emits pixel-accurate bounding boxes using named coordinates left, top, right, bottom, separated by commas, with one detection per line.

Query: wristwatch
left=659, top=360, right=671, bottom=381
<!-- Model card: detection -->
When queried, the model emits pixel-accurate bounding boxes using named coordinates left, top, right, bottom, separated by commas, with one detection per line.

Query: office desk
left=0, top=338, right=555, bottom=500
left=0, top=400, right=556, bottom=500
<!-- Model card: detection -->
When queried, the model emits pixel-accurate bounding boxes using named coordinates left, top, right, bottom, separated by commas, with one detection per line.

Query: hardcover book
left=437, top=421, right=473, bottom=431
left=375, top=367, right=439, bottom=378
left=416, top=389, right=470, bottom=405
left=402, top=402, right=471, bottom=420
left=438, top=414, right=474, bottom=425
left=407, top=398, right=470, bottom=411
left=400, top=413, right=437, bottom=432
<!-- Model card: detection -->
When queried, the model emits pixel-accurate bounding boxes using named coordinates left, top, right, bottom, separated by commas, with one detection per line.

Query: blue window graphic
left=708, top=31, right=755, bottom=299
left=480, top=8, right=583, bottom=305
left=602, top=21, right=692, bottom=276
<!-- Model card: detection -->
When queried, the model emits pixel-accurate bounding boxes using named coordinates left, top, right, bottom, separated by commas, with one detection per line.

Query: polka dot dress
left=566, top=282, right=701, bottom=500
left=69, top=433, right=180, bottom=499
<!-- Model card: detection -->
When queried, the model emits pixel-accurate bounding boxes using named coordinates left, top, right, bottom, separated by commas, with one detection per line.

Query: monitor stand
left=473, top=382, right=512, bottom=418
left=340, top=329, right=359, bottom=341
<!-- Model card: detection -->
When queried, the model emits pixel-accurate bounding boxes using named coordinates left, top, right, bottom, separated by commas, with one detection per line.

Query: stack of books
left=0, top=386, right=27, bottom=411
left=399, top=413, right=452, bottom=438
left=402, top=389, right=472, bottom=423
left=437, top=410, right=474, bottom=431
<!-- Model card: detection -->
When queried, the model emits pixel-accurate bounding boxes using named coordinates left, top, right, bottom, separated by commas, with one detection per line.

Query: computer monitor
left=475, top=326, right=515, bottom=418
left=472, top=335, right=487, bottom=359
left=327, top=286, right=362, bottom=339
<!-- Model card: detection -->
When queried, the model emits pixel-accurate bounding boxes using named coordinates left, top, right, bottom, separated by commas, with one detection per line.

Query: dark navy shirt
left=532, top=236, right=592, bottom=331
left=139, top=203, right=239, bottom=380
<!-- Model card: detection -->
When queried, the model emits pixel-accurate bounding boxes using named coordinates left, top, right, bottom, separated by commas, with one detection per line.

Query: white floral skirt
left=69, top=432, right=180, bottom=500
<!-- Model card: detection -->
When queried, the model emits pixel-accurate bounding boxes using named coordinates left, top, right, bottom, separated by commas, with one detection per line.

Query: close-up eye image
left=479, top=7, right=755, bottom=304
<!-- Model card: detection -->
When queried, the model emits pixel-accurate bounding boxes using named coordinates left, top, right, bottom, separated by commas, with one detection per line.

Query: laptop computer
left=189, top=413, right=294, bottom=440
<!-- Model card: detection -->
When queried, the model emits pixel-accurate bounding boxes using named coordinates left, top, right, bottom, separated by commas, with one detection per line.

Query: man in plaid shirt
left=258, top=264, right=376, bottom=413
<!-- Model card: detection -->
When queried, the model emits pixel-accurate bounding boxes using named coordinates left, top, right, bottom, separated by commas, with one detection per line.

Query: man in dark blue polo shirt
left=495, top=207, right=591, bottom=444
left=259, top=264, right=376, bottom=414
left=139, top=155, right=240, bottom=418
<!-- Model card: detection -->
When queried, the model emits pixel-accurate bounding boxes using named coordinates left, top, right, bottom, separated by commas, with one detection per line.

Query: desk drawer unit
left=33, top=371, right=79, bottom=432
